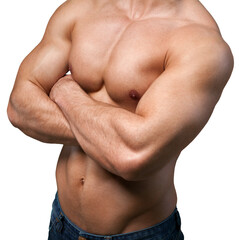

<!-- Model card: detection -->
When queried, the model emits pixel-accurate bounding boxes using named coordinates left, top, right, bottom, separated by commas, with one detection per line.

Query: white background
left=0, top=0, right=238, bottom=239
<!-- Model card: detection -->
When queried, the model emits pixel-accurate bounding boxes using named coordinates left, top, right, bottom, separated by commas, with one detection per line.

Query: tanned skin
left=8, top=0, right=233, bottom=235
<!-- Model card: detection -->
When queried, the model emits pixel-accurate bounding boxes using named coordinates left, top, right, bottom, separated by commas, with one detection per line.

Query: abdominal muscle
left=56, top=143, right=178, bottom=235
left=55, top=84, right=178, bottom=235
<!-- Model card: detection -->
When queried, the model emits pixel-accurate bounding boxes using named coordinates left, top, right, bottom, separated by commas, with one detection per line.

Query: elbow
left=116, top=149, right=149, bottom=181
left=7, top=93, right=23, bottom=129
left=7, top=99, right=19, bottom=128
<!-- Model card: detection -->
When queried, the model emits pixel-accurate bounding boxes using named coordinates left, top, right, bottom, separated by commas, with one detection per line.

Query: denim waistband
left=50, top=192, right=182, bottom=240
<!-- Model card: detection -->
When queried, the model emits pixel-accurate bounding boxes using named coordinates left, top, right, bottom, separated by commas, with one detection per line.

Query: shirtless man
left=7, top=0, right=233, bottom=239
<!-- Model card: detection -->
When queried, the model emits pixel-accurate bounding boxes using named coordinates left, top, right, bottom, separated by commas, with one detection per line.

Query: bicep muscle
left=136, top=32, right=233, bottom=157
left=13, top=1, right=75, bottom=94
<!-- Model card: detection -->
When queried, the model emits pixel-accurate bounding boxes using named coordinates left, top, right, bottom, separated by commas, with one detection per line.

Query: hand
left=50, top=74, right=76, bottom=103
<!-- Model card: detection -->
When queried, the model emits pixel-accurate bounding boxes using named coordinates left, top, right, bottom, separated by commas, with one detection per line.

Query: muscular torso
left=56, top=0, right=219, bottom=234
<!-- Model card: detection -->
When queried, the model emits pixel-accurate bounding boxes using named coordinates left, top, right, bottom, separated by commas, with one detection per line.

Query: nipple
left=129, top=90, right=140, bottom=101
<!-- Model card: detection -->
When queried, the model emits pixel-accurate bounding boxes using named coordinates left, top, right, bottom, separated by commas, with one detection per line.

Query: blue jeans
left=48, top=193, right=184, bottom=240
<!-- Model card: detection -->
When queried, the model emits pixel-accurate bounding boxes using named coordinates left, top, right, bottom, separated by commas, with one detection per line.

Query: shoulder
left=167, top=24, right=233, bottom=62
left=44, top=0, right=94, bottom=38
left=166, top=24, right=234, bottom=88
left=48, top=0, right=90, bottom=23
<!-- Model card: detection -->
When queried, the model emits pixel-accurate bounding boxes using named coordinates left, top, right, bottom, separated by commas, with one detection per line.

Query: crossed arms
left=7, top=3, right=233, bottom=180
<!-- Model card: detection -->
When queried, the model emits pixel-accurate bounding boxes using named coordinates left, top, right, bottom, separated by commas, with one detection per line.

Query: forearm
left=8, top=81, right=78, bottom=145
left=50, top=80, right=147, bottom=177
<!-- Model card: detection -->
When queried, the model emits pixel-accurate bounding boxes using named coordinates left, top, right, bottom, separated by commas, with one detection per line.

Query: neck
left=117, top=0, right=181, bottom=19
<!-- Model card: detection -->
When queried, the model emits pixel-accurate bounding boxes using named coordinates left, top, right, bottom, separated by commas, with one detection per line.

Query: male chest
left=69, top=16, right=172, bottom=104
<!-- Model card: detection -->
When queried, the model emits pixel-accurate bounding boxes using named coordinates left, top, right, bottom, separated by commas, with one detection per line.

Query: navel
left=129, top=90, right=141, bottom=101
left=80, top=177, right=85, bottom=185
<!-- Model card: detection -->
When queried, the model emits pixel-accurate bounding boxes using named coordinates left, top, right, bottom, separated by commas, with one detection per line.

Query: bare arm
left=7, top=1, right=78, bottom=144
left=50, top=27, right=233, bottom=180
